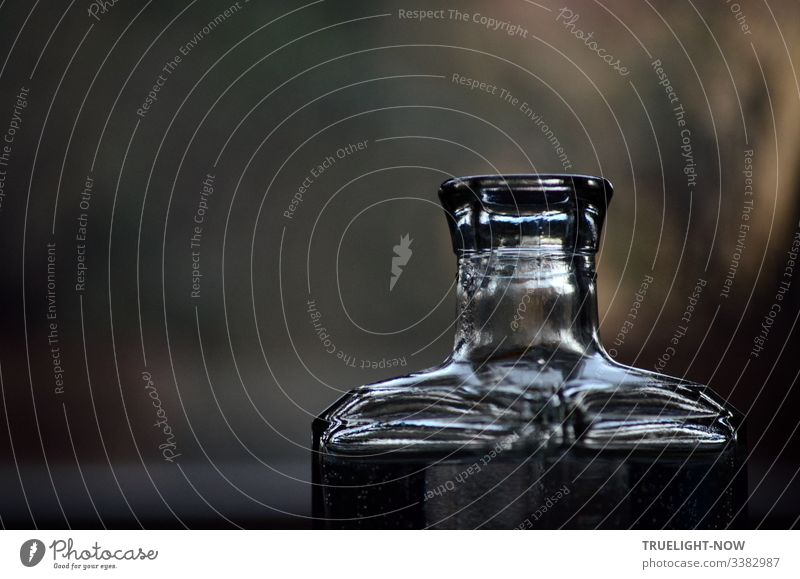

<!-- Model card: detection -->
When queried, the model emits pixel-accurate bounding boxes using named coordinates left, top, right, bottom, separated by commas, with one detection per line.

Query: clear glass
left=313, top=175, right=740, bottom=456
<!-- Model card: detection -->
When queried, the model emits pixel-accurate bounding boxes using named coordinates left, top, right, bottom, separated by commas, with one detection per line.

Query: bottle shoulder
left=315, top=352, right=739, bottom=455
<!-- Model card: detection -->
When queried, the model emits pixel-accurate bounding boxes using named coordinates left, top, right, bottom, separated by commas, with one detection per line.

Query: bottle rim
left=439, top=173, right=613, bottom=207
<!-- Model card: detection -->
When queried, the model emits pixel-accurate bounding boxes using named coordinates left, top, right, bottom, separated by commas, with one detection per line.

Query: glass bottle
left=313, top=174, right=740, bottom=456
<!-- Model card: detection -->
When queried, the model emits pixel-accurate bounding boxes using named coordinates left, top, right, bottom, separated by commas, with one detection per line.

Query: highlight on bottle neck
left=452, top=248, right=603, bottom=359
left=439, top=174, right=613, bottom=254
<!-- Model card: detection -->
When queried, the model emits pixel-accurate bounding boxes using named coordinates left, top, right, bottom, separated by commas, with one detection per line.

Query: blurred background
left=0, top=0, right=798, bottom=528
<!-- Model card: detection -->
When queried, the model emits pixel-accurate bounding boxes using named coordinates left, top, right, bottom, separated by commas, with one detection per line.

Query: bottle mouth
left=438, top=174, right=613, bottom=254
left=439, top=174, right=613, bottom=209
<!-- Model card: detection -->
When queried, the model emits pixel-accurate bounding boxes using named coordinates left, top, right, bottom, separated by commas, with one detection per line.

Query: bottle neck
left=452, top=250, right=603, bottom=362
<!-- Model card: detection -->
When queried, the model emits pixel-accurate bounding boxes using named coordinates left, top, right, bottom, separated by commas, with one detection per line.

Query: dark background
left=0, top=0, right=798, bottom=528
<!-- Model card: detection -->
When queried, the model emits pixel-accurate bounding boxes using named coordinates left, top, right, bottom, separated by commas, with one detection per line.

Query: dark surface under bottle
left=313, top=443, right=748, bottom=529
